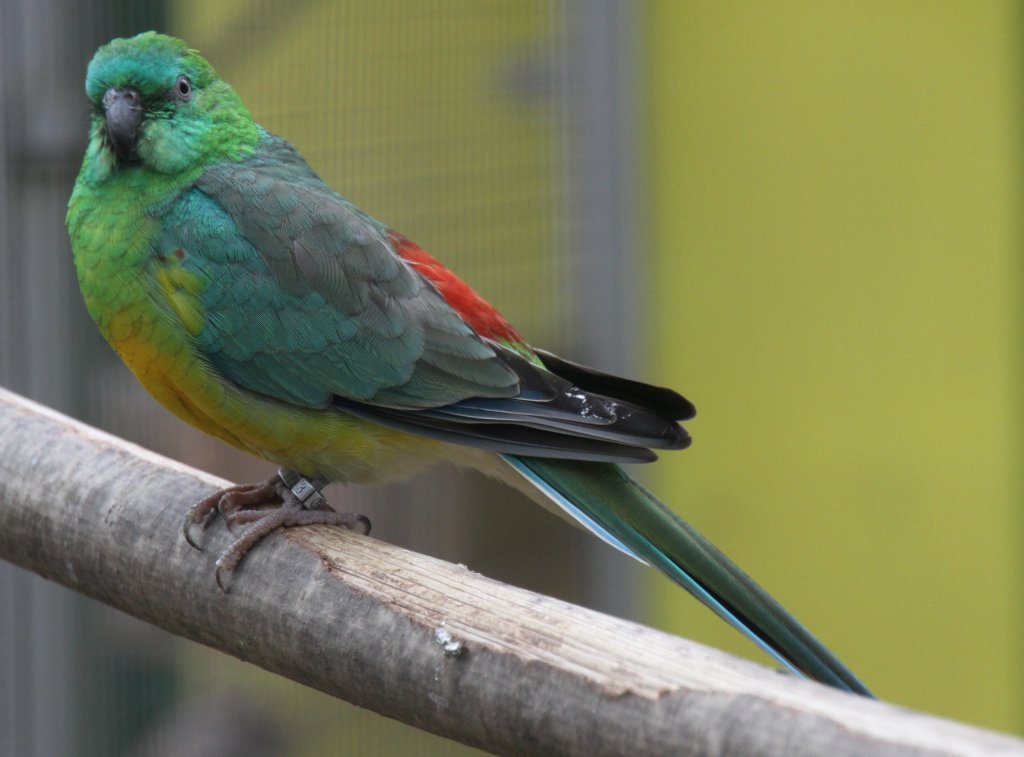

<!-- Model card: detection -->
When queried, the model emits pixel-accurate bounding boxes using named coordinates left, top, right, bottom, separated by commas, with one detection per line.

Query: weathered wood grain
left=0, top=387, right=1020, bottom=756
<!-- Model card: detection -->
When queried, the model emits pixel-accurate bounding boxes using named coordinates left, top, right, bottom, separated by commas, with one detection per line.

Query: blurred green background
left=648, top=0, right=1023, bottom=733
left=0, top=1, right=1020, bottom=754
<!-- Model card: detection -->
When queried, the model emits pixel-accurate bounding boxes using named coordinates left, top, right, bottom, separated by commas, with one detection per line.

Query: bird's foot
left=182, top=469, right=371, bottom=591
left=183, top=477, right=284, bottom=549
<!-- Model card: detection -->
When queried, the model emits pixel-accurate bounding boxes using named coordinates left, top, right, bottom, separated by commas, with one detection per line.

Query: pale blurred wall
left=648, top=1, right=1023, bottom=734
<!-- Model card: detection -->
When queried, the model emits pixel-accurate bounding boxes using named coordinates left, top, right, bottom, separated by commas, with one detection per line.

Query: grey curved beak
left=102, top=87, right=143, bottom=162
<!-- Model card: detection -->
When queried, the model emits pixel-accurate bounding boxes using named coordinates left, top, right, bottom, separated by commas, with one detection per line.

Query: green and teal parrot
left=67, top=33, right=871, bottom=696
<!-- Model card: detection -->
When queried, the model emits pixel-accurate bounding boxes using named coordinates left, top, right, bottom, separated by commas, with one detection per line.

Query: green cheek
left=140, top=120, right=202, bottom=174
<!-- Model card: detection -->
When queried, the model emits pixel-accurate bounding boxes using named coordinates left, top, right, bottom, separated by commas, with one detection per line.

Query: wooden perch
left=0, top=386, right=1020, bottom=757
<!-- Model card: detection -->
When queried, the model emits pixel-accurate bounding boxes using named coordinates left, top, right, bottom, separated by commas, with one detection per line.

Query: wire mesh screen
left=0, top=1, right=643, bottom=755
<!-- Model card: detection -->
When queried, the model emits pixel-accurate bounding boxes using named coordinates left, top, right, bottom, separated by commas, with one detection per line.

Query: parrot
left=66, top=32, right=871, bottom=696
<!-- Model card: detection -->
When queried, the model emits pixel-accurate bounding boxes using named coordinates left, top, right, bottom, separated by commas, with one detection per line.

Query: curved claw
left=214, top=561, right=231, bottom=593
left=216, top=565, right=232, bottom=594
left=182, top=509, right=210, bottom=551
left=183, top=521, right=203, bottom=551
left=355, top=514, right=372, bottom=536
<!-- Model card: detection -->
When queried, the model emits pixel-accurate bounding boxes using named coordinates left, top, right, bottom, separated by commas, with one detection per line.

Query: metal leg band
left=277, top=469, right=326, bottom=510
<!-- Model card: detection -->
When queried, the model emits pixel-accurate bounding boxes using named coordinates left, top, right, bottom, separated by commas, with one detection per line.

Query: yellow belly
left=110, top=311, right=458, bottom=484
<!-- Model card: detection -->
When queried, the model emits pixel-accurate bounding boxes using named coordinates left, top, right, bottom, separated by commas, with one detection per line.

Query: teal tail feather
left=502, top=455, right=872, bottom=697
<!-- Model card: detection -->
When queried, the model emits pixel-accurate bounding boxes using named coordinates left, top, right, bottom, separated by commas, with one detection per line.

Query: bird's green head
left=82, top=32, right=258, bottom=180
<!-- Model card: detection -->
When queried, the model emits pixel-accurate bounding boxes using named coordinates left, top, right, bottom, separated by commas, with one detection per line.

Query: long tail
left=502, top=455, right=872, bottom=697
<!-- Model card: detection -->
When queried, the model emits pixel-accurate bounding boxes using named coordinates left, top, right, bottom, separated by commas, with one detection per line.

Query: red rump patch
left=389, top=231, right=525, bottom=346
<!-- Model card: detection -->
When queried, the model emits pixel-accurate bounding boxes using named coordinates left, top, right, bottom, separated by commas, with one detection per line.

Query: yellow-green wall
left=648, top=1, right=1022, bottom=733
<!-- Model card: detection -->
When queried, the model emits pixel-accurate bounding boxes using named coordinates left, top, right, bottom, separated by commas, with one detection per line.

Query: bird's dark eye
left=173, top=75, right=193, bottom=101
